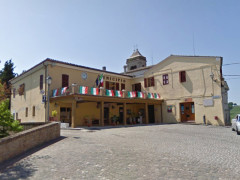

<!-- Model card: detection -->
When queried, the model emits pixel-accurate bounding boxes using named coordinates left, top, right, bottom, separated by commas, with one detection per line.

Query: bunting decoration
left=154, top=93, right=160, bottom=99
left=91, top=87, right=99, bottom=95
left=106, top=89, right=114, bottom=96
left=115, top=90, right=123, bottom=97
left=147, top=93, right=154, bottom=99
left=79, top=86, right=88, bottom=94
left=138, top=92, right=144, bottom=98
left=127, top=91, right=136, bottom=98
left=61, top=87, right=68, bottom=95
left=53, top=89, right=59, bottom=97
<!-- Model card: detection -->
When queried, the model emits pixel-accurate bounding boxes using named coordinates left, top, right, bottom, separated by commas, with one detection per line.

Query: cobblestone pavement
left=1, top=124, right=240, bottom=180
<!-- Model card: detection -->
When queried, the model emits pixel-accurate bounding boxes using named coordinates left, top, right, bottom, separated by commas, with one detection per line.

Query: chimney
left=123, top=65, right=127, bottom=73
left=102, top=66, right=106, bottom=71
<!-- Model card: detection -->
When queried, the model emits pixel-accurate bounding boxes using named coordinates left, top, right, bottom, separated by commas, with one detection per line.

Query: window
left=13, top=88, right=16, bottom=98
left=144, top=77, right=155, bottom=88
left=121, top=83, right=125, bottom=90
left=105, top=81, right=119, bottom=90
left=179, top=71, right=186, bottom=83
left=18, top=84, right=25, bottom=95
left=25, top=107, right=28, bottom=117
left=40, top=75, right=43, bottom=90
left=163, top=74, right=169, bottom=85
left=32, top=106, right=35, bottom=116
left=62, top=74, right=69, bottom=87
left=130, top=65, right=137, bottom=70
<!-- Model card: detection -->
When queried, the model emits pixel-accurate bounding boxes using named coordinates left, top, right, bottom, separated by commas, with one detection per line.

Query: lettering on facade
left=103, top=75, right=126, bottom=83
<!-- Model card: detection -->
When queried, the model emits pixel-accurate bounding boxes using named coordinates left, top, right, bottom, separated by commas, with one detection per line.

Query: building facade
left=10, top=50, right=230, bottom=127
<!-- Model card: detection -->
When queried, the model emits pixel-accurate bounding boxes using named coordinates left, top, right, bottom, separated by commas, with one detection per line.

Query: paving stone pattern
left=0, top=124, right=240, bottom=180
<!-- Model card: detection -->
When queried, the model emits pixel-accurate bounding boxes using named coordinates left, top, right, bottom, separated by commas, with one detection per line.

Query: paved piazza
left=1, top=124, right=240, bottom=180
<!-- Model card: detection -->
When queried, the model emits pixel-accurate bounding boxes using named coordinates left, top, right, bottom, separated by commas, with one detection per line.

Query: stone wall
left=0, top=122, right=60, bottom=164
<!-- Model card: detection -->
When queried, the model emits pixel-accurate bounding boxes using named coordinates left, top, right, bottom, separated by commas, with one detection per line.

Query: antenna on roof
left=193, top=32, right=196, bottom=56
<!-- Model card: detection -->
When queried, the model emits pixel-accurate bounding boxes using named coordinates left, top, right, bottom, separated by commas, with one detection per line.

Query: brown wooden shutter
left=144, top=78, right=147, bottom=88
left=62, top=74, right=69, bottom=87
left=151, top=77, right=155, bottom=86
left=105, top=81, right=109, bottom=89
left=179, top=71, right=186, bottom=82
left=182, top=71, right=186, bottom=82
left=40, top=75, right=43, bottom=90
left=121, top=83, right=125, bottom=90
left=116, top=83, right=119, bottom=90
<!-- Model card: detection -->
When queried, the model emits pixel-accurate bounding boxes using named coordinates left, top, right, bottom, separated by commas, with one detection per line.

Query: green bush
left=0, top=99, right=23, bottom=138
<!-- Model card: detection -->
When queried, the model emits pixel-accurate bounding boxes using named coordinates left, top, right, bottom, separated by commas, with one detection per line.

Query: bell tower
left=125, top=49, right=146, bottom=72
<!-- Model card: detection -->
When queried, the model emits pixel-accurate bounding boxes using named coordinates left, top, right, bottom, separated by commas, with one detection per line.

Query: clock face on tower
left=81, top=72, right=88, bottom=80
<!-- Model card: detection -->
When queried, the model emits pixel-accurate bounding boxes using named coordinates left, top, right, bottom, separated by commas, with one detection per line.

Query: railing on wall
left=51, top=85, right=161, bottom=100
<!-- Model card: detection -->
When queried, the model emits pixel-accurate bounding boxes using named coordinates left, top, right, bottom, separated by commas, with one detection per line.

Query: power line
left=223, top=63, right=240, bottom=66
left=223, top=75, right=240, bottom=76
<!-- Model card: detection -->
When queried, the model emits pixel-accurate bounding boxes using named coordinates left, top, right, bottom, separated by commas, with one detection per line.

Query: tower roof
left=130, top=49, right=143, bottom=58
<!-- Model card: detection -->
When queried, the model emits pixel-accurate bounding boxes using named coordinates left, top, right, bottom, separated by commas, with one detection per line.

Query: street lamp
left=46, top=76, right=52, bottom=122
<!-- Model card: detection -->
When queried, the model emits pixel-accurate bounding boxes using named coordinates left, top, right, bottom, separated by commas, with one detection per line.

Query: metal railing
left=51, top=85, right=161, bottom=100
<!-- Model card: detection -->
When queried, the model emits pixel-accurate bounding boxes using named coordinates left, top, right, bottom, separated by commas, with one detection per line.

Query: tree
left=0, top=99, right=23, bottom=138
left=228, top=102, right=233, bottom=110
left=0, top=59, right=16, bottom=87
left=0, top=60, right=16, bottom=101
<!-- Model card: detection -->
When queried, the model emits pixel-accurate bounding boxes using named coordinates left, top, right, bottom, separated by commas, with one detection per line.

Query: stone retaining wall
left=0, top=122, right=60, bottom=164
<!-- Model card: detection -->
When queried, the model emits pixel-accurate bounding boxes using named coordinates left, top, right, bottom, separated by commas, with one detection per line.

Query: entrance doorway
left=180, top=102, right=195, bottom=122
left=60, top=107, right=72, bottom=126
left=104, top=107, right=110, bottom=125
left=119, top=107, right=123, bottom=124
left=148, top=105, right=155, bottom=123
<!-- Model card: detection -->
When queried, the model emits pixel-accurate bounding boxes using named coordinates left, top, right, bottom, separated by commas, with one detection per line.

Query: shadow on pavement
left=66, top=123, right=178, bottom=131
left=0, top=136, right=66, bottom=180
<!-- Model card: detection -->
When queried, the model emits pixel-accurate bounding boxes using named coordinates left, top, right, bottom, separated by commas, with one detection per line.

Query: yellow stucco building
left=10, top=50, right=230, bottom=127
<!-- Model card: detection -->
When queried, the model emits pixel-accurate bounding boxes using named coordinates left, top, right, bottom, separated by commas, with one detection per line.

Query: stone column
left=123, top=102, right=127, bottom=125
left=145, top=103, right=149, bottom=124
left=71, top=100, right=77, bottom=128
left=100, top=101, right=104, bottom=126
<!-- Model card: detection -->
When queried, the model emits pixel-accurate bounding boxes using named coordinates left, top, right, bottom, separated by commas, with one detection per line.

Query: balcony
left=51, top=85, right=161, bottom=100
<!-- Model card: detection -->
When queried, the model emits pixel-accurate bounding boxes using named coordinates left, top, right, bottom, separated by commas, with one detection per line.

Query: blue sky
left=0, top=0, right=239, bottom=103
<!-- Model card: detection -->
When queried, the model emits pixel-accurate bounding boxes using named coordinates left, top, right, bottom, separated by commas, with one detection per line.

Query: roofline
left=170, top=54, right=222, bottom=58
left=10, top=58, right=133, bottom=82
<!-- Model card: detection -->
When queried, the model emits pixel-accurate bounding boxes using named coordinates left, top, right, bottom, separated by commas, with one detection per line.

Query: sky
left=0, top=0, right=240, bottom=104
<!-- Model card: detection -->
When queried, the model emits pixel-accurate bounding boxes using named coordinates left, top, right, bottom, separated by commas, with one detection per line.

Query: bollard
left=203, top=115, right=206, bottom=124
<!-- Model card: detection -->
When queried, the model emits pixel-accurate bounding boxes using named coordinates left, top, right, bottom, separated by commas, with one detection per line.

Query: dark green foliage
left=0, top=59, right=16, bottom=87
left=0, top=99, right=23, bottom=138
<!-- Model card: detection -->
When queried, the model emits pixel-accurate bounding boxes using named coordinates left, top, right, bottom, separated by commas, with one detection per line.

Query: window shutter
left=151, top=77, right=155, bottom=86
left=116, top=83, right=119, bottom=90
left=144, top=78, right=147, bottom=88
left=105, top=81, right=109, bottom=89
left=179, top=71, right=186, bottom=82
left=40, top=75, right=43, bottom=90
left=62, top=74, right=69, bottom=87
left=121, top=83, right=125, bottom=90
left=182, top=71, right=186, bottom=82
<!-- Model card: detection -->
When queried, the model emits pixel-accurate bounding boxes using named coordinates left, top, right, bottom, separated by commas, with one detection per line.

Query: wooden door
left=180, top=102, right=195, bottom=122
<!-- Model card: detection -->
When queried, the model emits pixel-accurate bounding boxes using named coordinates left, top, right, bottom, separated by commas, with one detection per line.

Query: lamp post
left=46, top=76, right=52, bottom=122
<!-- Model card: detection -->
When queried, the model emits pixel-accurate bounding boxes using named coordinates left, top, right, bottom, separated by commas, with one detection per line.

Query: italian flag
left=91, top=87, right=99, bottom=95
left=99, top=74, right=104, bottom=87
left=115, top=90, right=123, bottom=97
left=106, top=89, right=114, bottom=96
left=128, top=91, right=136, bottom=98
left=53, top=89, right=59, bottom=97
left=138, top=92, right=144, bottom=98
left=79, top=86, right=88, bottom=94
left=61, top=87, right=67, bottom=94
left=148, top=93, right=154, bottom=99
left=154, top=93, right=160, bottom=99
